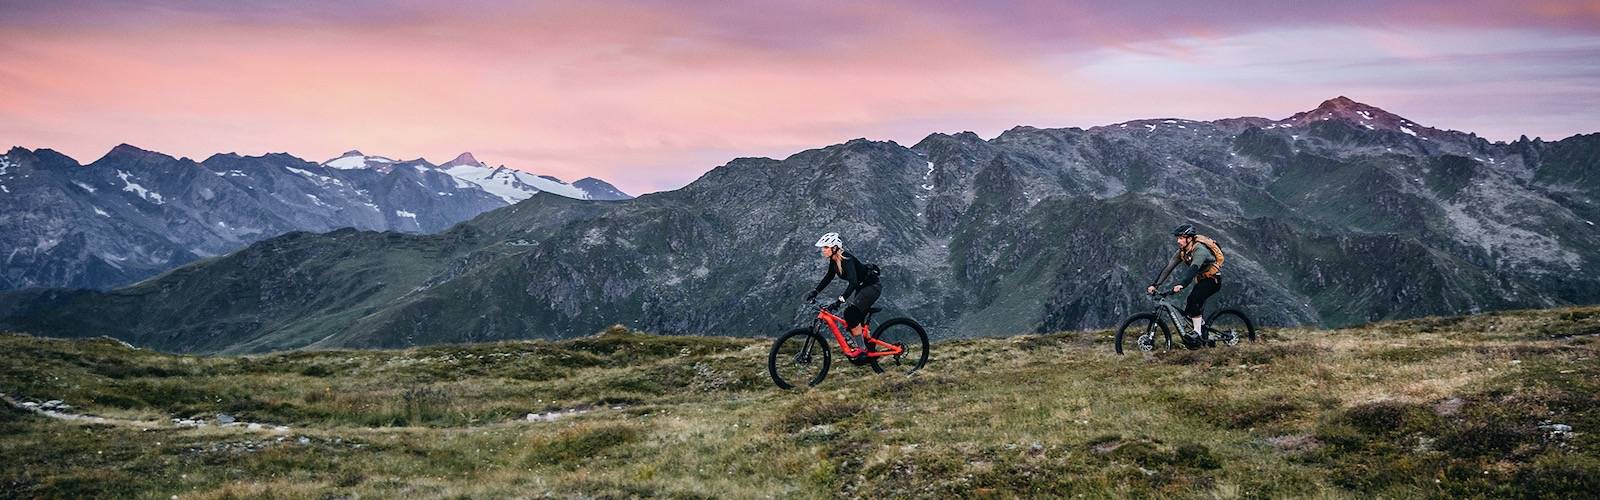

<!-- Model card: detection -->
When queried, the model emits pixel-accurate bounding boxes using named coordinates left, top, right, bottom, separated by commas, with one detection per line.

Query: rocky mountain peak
left=1280, top=96, right=1426, bottom=134
left=442, top=152, right=485, bottom=168
left=94, top=143, right=176, bottom=166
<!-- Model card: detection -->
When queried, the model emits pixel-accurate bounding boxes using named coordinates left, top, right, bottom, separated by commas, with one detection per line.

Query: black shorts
left=1184, top=276, right=1221, bottom=317
left=843, top=283, right=881, bottom=328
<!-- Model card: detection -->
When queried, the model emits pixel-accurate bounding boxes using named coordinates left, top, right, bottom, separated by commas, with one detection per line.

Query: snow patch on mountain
left=323, top=151, right=395, bottom=170
left=439, top=162, right=589, bottom=203
left=116, top=170, right=164, bottom=205
left=518, top=172, right=588, bottom=199
left=285, top=167, right=343, bottom=186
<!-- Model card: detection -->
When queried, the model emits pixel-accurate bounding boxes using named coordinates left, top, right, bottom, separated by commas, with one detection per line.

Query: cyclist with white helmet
left=805, top=232, right=882, bottom=343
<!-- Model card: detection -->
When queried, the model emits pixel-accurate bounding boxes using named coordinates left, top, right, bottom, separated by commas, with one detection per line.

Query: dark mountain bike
left=767, top=300, right=929, bottom=389
left=1114, top=290, right=1256, bottom=354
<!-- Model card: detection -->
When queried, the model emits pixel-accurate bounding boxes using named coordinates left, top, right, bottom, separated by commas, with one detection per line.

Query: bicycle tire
left=868, top=318, right=929, bottom=375
left=1205, top=309, right=1256, bottom=346
left=768, top=328, right=831, bottom=389
left=1115, top=312, right=1171, bottom=355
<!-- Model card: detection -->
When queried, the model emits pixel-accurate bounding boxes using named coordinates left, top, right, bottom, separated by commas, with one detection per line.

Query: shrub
left=400, top=385, right=454, bottom=425
left=768, top=394, right=866, bottom=434
left=526, top=423, right=644, bottom=467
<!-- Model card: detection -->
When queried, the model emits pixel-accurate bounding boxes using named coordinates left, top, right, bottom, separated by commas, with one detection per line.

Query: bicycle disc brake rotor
left=1137, top=330, right=1156, bottom=352
left=1218, top=330, right=1240, bottom=346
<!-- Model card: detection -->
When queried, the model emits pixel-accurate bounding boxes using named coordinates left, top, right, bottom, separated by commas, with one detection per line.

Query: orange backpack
left=1180, top=235, right=1225, bottom=279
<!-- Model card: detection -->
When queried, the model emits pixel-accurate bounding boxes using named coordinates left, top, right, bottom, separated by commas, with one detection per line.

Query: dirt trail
left=2, top=391, right=610, bottom=433
left=2, top=392, right=169, bottom=428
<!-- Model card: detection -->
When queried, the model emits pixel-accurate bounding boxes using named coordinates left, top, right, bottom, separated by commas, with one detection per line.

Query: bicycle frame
left=1139, top=291, right=1208, bottom=349
left=813, top=306, right=903, bottom=359
left=1154, top=297, right=1193, bottom=337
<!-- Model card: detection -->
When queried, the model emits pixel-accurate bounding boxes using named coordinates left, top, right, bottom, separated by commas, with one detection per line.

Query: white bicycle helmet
left=814, top=232, right=843, bottom=248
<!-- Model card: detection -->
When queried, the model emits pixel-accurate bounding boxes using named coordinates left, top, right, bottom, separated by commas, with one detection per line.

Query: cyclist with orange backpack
left=1147, top=224, right=1225, bottom=336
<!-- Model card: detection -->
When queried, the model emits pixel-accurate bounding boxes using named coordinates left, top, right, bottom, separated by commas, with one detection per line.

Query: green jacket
left=1151, top=242, right=1216, bottom=288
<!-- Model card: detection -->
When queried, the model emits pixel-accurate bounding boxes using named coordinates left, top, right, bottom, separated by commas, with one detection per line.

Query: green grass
left=2, top=308, right=1598, bottom=498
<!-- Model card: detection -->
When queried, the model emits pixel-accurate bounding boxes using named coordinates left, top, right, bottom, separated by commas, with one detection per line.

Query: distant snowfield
left=440, top=163, right=590, bottom=202
left=324, top=154, right=394, bottom=170
left=325, top=153, right=597, bottom=203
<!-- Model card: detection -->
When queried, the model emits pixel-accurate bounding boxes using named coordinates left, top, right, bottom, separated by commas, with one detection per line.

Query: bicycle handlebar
left=805, top=298, right=842, bottom=311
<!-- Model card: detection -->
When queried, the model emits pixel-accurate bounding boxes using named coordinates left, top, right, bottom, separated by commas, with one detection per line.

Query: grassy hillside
left=2, top=306, right=1598, bottom=498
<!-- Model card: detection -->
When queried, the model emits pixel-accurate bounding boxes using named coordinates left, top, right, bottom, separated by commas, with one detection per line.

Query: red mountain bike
left=767, top=300, right=929, bottom=389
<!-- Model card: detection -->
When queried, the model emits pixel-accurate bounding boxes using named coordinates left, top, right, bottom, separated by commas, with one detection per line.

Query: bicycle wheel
left=869, top=318, right=929, bottom=375
left=1115, top=313, right=1171, bottom=355
left=1205, top=309, right=1256, bottom=347
left=768, top=328, right=831, bottom=389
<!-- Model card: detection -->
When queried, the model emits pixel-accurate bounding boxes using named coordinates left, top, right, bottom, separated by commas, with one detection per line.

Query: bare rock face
left=3, top=98, right=1598, bottom=353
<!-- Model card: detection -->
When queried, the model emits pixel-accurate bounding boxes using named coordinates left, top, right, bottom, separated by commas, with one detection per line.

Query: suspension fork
left=800, top=320, right=825, bottom=359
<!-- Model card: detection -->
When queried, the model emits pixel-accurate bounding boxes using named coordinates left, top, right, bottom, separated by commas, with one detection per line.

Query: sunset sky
left=3, top=0, right=1599, bottom=194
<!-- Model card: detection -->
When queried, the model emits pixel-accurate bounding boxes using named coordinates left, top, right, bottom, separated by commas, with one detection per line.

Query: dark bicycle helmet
left=1172, top=224, right=1196, bottom=236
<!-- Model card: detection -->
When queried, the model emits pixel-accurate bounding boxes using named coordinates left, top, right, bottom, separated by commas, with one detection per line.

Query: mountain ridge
left=0, top=145, right=632, bottom=292
left=2, top=97, right=1597, bottom=353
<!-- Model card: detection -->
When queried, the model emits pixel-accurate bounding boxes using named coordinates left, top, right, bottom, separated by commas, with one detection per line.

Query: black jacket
left=813, top=251, right=878, bottom=299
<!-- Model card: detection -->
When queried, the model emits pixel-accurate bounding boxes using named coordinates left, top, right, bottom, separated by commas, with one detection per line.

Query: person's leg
left=845, top=283, right=881, bottom=338
left=843, top=306, right=866, bottom=338
left=1184, top=277, right=1221, bottom=335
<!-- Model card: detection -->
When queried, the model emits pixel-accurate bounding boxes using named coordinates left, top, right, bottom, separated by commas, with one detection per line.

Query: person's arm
left=812, top=263, right=837, bottom=296
left=1195, top=244, right=1217, bottom=278
left=1150, top=253, right=1180, bottom=287
left=1174, top=245, right=1213, bottom=286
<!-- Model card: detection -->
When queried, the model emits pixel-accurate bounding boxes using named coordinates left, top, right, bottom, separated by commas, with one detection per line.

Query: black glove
left=804, top=290, right=818, bottom=302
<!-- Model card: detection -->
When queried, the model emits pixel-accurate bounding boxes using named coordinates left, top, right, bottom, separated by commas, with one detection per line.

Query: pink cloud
left=2, top=1, right=1598, bottom=193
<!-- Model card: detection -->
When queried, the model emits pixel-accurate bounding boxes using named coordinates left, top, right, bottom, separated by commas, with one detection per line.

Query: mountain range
left=2, top=97, right=1596, bottom=353
left=0, top=146, right=629, bottom=291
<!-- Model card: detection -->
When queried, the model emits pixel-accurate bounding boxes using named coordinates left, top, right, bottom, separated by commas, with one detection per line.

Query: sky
left=2, top=0, right=1599, bottom=194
